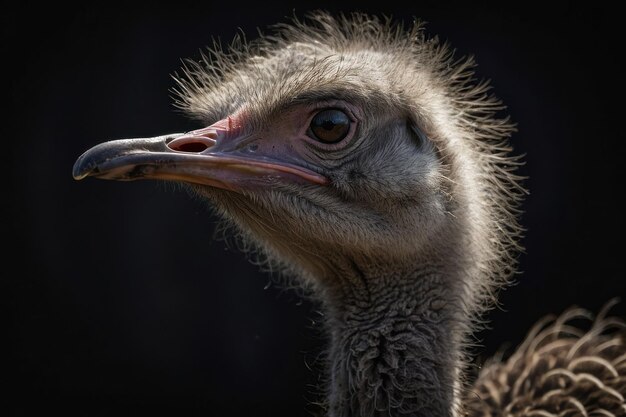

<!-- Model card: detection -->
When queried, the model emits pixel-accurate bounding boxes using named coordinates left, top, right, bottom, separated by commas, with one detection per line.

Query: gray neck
left=320, top=259, right=467, bottom=417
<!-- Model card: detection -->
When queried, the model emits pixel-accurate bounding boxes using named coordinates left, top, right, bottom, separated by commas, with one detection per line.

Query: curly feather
left=466, top=301, right=626, bottom=417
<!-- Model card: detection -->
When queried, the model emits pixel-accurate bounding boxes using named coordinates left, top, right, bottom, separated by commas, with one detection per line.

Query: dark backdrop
left=6, top=1, right=625, bottom=416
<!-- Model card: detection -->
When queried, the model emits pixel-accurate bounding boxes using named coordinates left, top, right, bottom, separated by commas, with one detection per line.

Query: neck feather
left=318, top=256, right=470, bottom=417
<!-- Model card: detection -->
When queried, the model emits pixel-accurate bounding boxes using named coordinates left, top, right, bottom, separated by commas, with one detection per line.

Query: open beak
left=72, top=118, right=328, bottom=192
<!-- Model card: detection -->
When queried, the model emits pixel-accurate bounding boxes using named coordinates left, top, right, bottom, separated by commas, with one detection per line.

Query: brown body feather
left=467, top=303, right=626, bottom=417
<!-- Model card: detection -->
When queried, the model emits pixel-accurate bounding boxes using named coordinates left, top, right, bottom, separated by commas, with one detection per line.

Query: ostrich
left=72, top=13, right=625, bottom=417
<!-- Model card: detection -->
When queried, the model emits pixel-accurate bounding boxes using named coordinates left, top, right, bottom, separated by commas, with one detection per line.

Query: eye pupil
left=309, top=109, right=350, bottom=143
left=321, top=121, right=335, bottom=130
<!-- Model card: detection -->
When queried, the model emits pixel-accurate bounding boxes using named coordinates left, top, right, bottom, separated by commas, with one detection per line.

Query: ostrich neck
left=320, top=257, right=467, bottom=417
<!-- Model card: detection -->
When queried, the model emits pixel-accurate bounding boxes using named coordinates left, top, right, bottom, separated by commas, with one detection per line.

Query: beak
left=72, top=118, right=328, bottom=192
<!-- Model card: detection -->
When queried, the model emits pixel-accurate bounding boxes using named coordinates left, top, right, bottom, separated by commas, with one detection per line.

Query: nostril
left=175, top=141, right=210, bottom=152
left=167, top=136, right=216, bottom=153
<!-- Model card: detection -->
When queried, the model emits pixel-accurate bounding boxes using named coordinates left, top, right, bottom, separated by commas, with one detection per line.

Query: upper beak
left=72, top=120, right=328, bottom=191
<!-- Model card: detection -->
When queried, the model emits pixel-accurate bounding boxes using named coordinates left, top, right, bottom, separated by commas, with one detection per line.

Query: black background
left=5, top=1, right=625, bottom=416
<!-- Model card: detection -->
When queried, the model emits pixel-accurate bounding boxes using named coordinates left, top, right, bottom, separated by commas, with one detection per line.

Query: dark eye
left=309, top=109, right=351, bottom=143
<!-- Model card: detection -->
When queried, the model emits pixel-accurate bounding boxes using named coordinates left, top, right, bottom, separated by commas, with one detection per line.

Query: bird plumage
left=467, top=302, right=626, bottom=417
left=73, top=11, right=625, bottom=417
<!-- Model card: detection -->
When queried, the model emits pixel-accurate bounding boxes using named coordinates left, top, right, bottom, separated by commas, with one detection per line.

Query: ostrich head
left=73, top=13, right=523, bottom=417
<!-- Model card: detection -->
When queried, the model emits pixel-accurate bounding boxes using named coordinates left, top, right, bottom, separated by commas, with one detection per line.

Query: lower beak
left=72, top=133, right=327, bottom=191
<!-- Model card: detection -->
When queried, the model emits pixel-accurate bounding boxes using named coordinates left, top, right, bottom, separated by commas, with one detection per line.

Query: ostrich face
left=74, top=41, right=454, bottom=278
left=73, top=12, right=522, bottom=320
